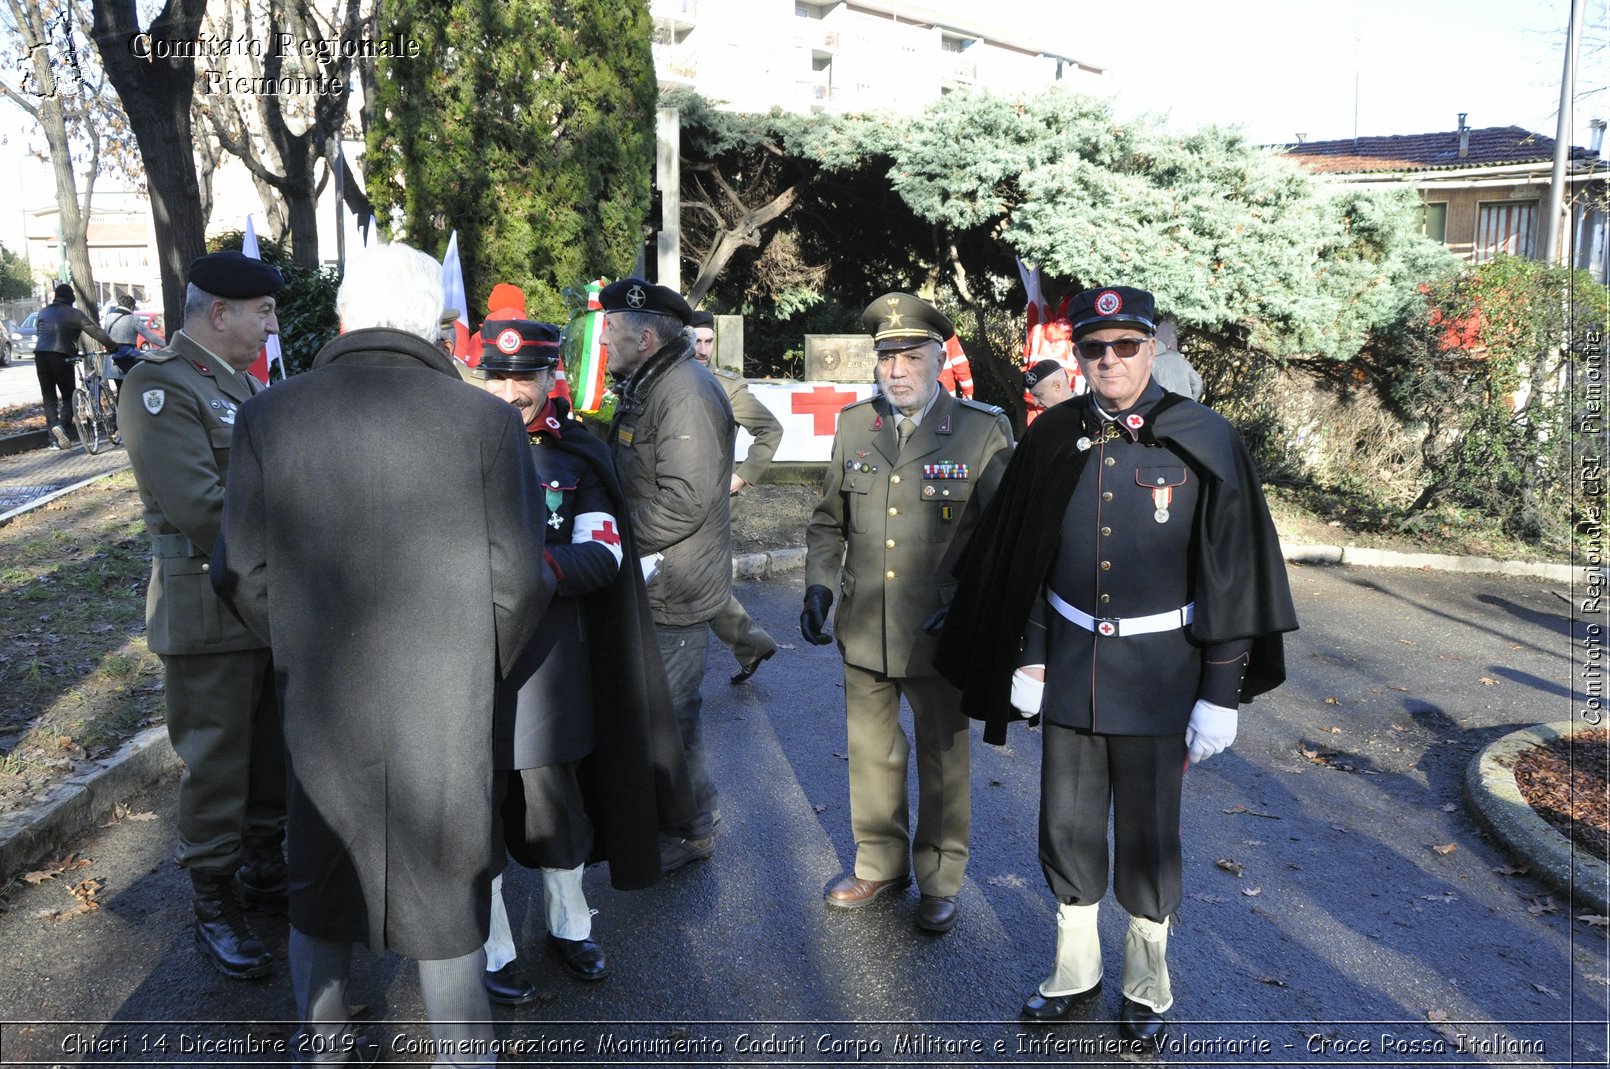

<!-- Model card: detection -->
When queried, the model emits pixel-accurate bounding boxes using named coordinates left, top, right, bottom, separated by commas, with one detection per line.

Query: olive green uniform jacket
left=712, top=367, right=783, bottom=487
left=119, top=331, right=265, bottom=656
left=805, top=391, right=1013, bottom=678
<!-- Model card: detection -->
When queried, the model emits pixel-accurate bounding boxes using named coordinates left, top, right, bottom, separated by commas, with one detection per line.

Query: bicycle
left=71, top=345, right=130, bottom=455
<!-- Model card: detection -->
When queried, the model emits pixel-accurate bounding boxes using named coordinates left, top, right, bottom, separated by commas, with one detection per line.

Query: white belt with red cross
left=1048, top=589, right=1194, bottom=637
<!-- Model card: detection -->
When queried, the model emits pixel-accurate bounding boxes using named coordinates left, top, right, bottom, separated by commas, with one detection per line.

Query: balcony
left=650, top=0, right=697, bottom=33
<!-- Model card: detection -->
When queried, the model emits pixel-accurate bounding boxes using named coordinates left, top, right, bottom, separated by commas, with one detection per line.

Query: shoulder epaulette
left=958, top=396, right=1005, bottom=417
left=139, top=349, right=179, bottom=364
left=844, top=395, right=877, bottom=410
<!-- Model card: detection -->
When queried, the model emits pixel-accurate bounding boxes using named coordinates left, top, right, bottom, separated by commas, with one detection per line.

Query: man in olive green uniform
left=801, top=293, right=1013, bottom=934
left=690, top=310, right=781, bottom=684
left=119, top=251, right=288, bottom=981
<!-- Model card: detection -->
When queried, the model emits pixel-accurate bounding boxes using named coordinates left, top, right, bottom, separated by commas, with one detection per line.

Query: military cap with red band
left=1066, top=285, right=1156, bottom=339
left=478, top=319, right=561, bottom=371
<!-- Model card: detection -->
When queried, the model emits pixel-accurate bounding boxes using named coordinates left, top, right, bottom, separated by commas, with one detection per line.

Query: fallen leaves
left=22, top=852, right=92, bottom=885
left=984, top=873, right=1028, bottom=889
left=1478, top=676, right=1500, bottom=686
left=1242, top=886, right=1263, bottom=897
left=1430, top=843, right=1457, bottom=856
left=1421, top=891, right=1458, bottom=903
left=101, top=802, right=160, bottom=828
left=1525, top=894, right=1559, bottom=916
left=1222, top=804, right=1281, bottom=819
left=1532, top=981, right=1561, bottom=999
left=1324, top=697, right=1341, bottom=705
left=1578, top=914, right=1609, bottom=927
left=38, top=876, right=105, bottom=922
left=1215, top=858, right=1245, bottom=877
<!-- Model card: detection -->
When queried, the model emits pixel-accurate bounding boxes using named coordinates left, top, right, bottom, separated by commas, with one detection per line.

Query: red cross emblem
left=1097, top=620, right=1117, bottom=636
left=790, top=385, right=858, bottom=436
left=591, top=520, right=622, bottom=546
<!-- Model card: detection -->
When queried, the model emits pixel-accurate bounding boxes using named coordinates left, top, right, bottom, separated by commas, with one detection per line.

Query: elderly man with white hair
left=214, top=242, right=555, bottom=1065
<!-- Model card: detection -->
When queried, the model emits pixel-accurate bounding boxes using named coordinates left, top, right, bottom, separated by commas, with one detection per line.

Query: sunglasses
left=1075, top=337, right=1150, bottom=360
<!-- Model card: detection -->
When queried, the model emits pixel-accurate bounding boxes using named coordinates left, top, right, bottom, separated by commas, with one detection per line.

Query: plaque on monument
left=804, top=334, right=878, bottom=383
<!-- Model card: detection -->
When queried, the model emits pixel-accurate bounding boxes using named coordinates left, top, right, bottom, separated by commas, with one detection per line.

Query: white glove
left=1010, top=666, right=1046, bottom=718
left=1185, top=700, right=1237, bottom=764
left=639, top=553, right=663, bottom=584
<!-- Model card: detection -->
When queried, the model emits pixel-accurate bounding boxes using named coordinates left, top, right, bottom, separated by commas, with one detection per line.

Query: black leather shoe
left=915, top=894, right=958, bottom=933
left=191, top=872, right=272, bottom=980
left=1021, top=980, right=1102, bottom=1021
left=730, top=649, right=775, bottom=684
left=482, top=960, right=539, bottom=1006
left=1119, top=998, right=1167, bottom=1047
left=548, top=935, right=609, bottom=981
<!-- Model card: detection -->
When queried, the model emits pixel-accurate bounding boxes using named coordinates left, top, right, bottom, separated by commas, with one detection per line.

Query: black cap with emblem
left=478, top=319, right=561, bottom=372
left=1022, top=359, right=1066, bottom=389
left=862, top=292, right=953, bottom=352
left=598, top=277, right=693, bottom=325
left=1066, top=285, right=1156, bottom=339
left=187, top=250, right=284, bottom=299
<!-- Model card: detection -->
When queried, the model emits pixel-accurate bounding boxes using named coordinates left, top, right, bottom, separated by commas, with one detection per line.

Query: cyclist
left=35, top=283, right=115, bottom=449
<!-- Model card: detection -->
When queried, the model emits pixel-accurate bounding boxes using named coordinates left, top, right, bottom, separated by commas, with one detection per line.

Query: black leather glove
left=919, top=605, right=949, bottom=635
left=800, top=584, right=834, bottom=645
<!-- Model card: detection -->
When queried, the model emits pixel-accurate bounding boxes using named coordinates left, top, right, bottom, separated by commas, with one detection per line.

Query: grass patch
left=0, top=470, right=161, bottom=813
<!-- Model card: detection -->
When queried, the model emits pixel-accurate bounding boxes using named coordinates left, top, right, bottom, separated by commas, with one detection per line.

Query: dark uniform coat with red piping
left=937, top=388, right=1297, bottom=746
left=504, top=398, right=697, bottom=890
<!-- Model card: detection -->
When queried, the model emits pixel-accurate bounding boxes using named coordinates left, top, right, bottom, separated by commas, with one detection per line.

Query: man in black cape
left=937, top=285, right=1297, bottom=1048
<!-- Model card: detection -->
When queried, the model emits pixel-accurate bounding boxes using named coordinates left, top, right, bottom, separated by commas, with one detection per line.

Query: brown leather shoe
left=825, top=874, right=910, bottom=909
left=916, top=894, right=959, bottom=933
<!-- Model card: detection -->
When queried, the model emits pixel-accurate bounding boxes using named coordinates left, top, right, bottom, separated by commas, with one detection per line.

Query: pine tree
left=368, top=0, right=655, bottom=321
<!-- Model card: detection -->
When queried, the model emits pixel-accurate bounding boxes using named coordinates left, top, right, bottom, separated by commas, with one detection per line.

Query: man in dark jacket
left=604, top=279, right=736, bottom=873
left=35, top=282, right=115, bottom=448
left=214, top=242, right=553, bottom=1065
left=937, top=286, right=1296, bottom=1048
left=473, top=318, right=696, bottom=1004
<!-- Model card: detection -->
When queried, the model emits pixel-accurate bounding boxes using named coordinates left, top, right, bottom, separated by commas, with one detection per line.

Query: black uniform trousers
left=1039, top=723, right=1185, bottom=924
left=499, top=763, right=592, bottom=871
left=35, top=350, right=76, bottom=434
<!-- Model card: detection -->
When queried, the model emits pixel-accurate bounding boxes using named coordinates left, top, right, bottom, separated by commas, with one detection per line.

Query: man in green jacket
left=119, top=251, right=288, bottom=980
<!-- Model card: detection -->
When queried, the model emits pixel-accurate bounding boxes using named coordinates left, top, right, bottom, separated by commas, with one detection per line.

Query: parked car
left=131, top=310, right=165, bottom=348
left=15, top=312, right=38, bottom=355
left=0, top=320, right=13, bottom=366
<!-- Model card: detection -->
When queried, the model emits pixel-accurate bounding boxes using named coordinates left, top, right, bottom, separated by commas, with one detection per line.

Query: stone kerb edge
left=1465, top=720, right=1610, bottom=916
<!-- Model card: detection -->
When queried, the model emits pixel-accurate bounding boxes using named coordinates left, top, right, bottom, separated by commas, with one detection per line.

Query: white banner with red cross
left=740, top=382, right=878, bottom=462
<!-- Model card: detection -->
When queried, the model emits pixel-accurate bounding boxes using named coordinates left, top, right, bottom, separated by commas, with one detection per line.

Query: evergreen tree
left=368, top=0, right=655, bottom=321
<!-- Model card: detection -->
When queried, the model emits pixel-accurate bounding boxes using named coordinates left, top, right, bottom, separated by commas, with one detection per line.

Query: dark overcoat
left=214, top=328, right=553, bottom=960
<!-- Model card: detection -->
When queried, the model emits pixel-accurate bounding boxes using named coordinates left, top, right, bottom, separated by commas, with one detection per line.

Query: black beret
left=1022, top=359, right=1066, bottom=389
left=479, top=319, right=561, bottom=372
left=188, top=251, right=283, bottom=299
left=861, top=292, right=953, bottom=352
left=689, top=310, right=715, bottom=329
left=598, top=277, right=692, bottom=325
left=1066, top=286, right=1156, bottom=339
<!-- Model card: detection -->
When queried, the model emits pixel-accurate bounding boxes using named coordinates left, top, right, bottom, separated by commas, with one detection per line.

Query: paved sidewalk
left=0, top=433, right=130, bottom=521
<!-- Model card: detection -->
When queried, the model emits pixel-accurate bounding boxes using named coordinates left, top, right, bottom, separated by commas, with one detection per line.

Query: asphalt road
left=0, top=565, right=1605, bottom=1068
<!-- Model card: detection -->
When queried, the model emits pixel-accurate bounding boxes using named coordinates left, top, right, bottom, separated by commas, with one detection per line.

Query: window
left=1420, top=202, right=1448, bottom=244
left=1475, top=200, right=1537, bottom=261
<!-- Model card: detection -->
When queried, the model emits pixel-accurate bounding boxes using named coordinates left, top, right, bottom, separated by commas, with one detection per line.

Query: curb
left=0, top=726, right=180, bottom=880
left=1465, top=720, right=1610, bottom=915
left=1280, top=541, right=1579, bottom=583
left=0, top=429, right=47, bottom=457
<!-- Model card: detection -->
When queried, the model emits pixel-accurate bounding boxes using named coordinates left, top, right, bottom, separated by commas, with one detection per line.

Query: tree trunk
left=90, top=0, right=208, bottom=329
left=2, top=0, right=100, bottom=310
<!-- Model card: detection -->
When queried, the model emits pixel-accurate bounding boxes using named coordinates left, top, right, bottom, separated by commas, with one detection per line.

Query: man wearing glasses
left=937, top=286, right=1296, bottom=1047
